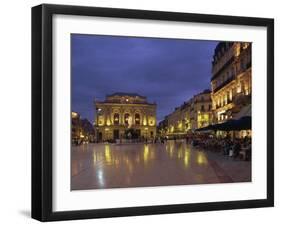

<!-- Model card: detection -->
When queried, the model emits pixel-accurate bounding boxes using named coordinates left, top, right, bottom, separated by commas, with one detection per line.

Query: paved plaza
left=71, top=140, right=251, bottom=190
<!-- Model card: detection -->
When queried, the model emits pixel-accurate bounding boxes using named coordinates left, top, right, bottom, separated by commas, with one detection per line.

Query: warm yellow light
left=92, top=152, right=97, bottom=164
left=237, top=83, right=241, bottom=93
left=242, top=43, right=249, bottom=49
left=79, top=132, right=84, bottom=138
left=143, top=117, right=147, bottom=126
left=245, top=84, right=249, bottom=95
left=184, top=151, right=190, bottom=168
left=71, top=112, right=78, bottom=118
left=98, top=117, right=104, bottom=126
left=168, top=143, right=174, bottom=157
left=177, top=151, right=182, bottom=159
left=178, top=122, right=182, bottom=130
left=104, top=145, right=112, bottom=164
left=143, top=145, right=149, bottom=163
left=128, top=116, right=133, bottom=128
left=197, top=152, right=207, bottom=165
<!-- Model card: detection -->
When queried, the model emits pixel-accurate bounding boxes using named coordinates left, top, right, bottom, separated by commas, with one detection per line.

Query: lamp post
left=95, top=107, right=102, bottom=142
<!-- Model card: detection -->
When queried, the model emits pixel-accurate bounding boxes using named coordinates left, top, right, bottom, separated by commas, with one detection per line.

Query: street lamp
left=95, top=108, right=102, bottom=143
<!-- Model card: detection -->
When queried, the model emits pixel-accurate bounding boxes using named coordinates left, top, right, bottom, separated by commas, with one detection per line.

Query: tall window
left=135, top=113, right=140, bottom=125
left=124, top=113, right=130, bottom=125
left=241, top=81, right=245, bottom=94
left=114, top=113, right=119, bottom=125
left=232, top=67, right=235, bottom=77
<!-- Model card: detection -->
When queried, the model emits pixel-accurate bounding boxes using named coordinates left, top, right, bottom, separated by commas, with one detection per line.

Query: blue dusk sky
left=71, top=34, right=218, bottom=123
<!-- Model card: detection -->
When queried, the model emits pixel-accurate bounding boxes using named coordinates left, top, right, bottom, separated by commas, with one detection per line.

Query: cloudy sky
left=71, top=34, right=218, bottom=123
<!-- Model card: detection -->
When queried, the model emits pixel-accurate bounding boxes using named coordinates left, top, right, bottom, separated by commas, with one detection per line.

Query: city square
left=71, top=35, right=252, bottom=190
left=71, top=140, right=251, bottom=190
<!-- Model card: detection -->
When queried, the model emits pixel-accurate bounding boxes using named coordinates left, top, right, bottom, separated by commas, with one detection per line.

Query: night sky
left=71, top=34, right=218, bottom=123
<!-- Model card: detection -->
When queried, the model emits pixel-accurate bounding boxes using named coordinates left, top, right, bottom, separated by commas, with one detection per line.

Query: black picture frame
left=32, top=3, right=274, bottom=222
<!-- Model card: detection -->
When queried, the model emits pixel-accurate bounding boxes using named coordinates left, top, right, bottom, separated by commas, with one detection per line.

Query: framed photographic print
left=32, top=4, right=274, bottom=221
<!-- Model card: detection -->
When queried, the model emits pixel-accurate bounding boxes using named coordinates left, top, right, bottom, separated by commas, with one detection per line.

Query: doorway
left=113, top=129, right=119, bottom=140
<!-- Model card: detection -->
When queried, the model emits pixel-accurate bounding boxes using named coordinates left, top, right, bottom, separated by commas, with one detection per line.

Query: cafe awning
left=195, top=125, right=215, bottom=132
left=196, top=104, right=252, bottom=132
left=196, top=116, right=251, bottom=132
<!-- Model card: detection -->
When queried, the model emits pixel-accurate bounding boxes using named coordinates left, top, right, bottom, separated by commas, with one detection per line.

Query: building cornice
left=95, top=102, right=156, bottom=107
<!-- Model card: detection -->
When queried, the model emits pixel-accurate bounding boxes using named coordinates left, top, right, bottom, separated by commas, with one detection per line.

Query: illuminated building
left=162, top=89, right=212, bottom=136
left=71, top=111, right=94, bottom=143
left=71, top=111, right=82, bottom=143
left=94, top=93, right=157, bottom=141
left=211, top=42, right=251, bottom=123
left=190, top=90, right=213, bottom=130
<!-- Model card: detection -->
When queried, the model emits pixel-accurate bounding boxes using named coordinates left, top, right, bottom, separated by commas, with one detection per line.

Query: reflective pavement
left=71, top=140, right=251, bottom=190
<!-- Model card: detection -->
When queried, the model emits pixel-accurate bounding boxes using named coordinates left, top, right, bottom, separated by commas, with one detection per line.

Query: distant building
left=188, top=89, right=213, bottom=130
left=162, top=89, right=212, bottom=137
left=71, top=111, right=94, bottom=144
left=94, top=92, right=157, bottom=141
left=211, top=42, right=251, bottom=123
left=158, top=116, right=168, bottom=137
left=80, top=118, right=95, bottom=142
left=71, top=111, right=82, bottom=143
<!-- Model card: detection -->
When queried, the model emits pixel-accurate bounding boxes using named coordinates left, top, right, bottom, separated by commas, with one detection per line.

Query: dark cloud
left=71, top=34, right=218, bottom=123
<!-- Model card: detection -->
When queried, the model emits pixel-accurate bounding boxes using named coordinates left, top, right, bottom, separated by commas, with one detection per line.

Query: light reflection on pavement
left=71, top=140, right=251, bottom=190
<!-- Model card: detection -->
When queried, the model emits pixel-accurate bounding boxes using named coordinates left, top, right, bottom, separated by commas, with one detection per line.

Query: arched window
left=135, top=113, right=140, bottom=125
left=113, top=113, right=119, bottom=125
left=124, top=113, right=130, bottom=125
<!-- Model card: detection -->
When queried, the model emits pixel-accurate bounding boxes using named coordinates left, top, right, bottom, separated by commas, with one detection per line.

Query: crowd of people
left=186, top=133, right=251, bottom=161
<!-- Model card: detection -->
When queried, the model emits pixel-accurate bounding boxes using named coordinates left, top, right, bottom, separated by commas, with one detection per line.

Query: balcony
left=211, top=56, right=234, bottom=81
left=213, top=75, right=235, bottom=93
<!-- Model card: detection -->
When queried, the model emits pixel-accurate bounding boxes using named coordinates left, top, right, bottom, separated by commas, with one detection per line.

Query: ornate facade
left=211, top=42, right=252, bottom=123
left=161, top=89, right=212, bottom=137
left=189, top=90, right=213, bottom=130
left=94, top=93, right=157, bottom=141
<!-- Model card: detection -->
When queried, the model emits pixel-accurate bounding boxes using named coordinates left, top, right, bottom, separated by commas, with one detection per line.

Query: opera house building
left=94, top=92, right=157, bottom=142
